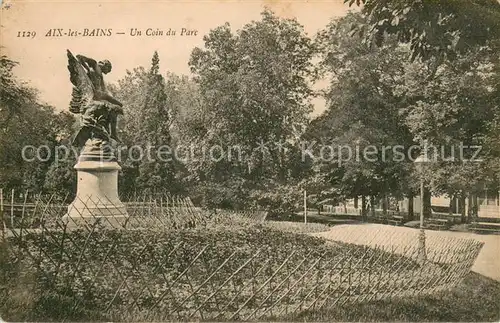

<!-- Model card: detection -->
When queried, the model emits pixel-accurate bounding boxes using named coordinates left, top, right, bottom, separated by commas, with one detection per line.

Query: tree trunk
left=408, top=194, right=414, bottom=221
left=370, top=195, right=375, bottom=218
left=460, top=195, right=466, bottom=224
left=473, top=194, right=479, bottom=218
left=354, top=196, right=359, bottom=209
left=382, top=195, right=388, bottom=215
left=361, top=195, right=367, bottom=221
left=467, top=194, right=473, bottom=222
left=423, top=188, right=432, bottom=219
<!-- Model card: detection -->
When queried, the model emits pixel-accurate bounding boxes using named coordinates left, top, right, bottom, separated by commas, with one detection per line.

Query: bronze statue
left=67, top=49, right=123, bottom=148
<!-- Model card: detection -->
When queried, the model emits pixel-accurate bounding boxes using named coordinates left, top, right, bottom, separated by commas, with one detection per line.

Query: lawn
left=262, top=220, right=332, bottom=234
left=283, top=271, right=500, bottom=322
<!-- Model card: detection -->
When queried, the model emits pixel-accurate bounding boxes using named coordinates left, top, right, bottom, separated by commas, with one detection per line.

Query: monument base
left=63, top=154, right=129, bottom=229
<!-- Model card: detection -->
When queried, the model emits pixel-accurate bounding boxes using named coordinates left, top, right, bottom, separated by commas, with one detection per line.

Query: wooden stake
left=0, top=188, right=4, bottom=238
left=160, top=195, right=164, bottom=217
left=11, top=189, right=14, bottom=229
left=20, top=190, right=28, bottom=240
left=303, top=190, right=307, bottom=224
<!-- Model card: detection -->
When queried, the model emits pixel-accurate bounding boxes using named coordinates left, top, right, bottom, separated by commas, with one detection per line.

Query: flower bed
left=0, top=225, right=432, bottom=321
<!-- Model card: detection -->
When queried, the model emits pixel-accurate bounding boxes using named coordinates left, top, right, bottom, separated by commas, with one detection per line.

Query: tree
left=187, top=10, right=315, bottom=210
left=313, top=13, right=416, bottom=218
left=345, top=0, right=500, bottom=62
left=113, top=52, right=180, bottom=195
left=166, top=73, right=205, bottom=145
left=135, top=52, right=176, bottom=190
left=0, top=101, right=76, bottom=194
left=400, top=41, right=498, bottom=222
left=43, top=111, right=79, bottom=195
left=317, top=9, right=500, bottom=222
left=0, top=55, right=77, bottom=193
left=0, top=55, right=38, bottom=129
left=187, top=9, right=316, bottom=209
left=483, top=53, right=500, bottom=185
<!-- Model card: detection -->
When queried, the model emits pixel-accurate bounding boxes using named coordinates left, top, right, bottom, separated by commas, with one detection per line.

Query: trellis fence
left=0, top=194, right=484, bottom=321
left=0, top=189, right=268, bottom=230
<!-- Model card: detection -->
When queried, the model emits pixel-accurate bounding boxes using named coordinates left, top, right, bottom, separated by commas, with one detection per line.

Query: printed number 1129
left=17, top=31, right=36, bottom=38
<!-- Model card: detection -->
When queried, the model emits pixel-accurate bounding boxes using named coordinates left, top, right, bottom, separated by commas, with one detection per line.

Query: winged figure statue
left=67, top=49, right=123, bottom=147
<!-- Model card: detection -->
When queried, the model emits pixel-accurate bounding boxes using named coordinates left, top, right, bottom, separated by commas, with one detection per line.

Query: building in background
left=323, top=189, right=500, bottom=219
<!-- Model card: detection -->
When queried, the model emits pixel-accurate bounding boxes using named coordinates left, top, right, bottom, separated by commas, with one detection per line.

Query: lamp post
left=414, top=154, right=429, bottom=265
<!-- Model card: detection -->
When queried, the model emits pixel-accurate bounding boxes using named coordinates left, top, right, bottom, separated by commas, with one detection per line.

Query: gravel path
left=313, top=223, right=500, bottom=281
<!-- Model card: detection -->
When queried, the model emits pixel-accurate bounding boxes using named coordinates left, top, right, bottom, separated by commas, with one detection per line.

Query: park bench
left=470, top=206, right=500, bottom=234
left=388, top=215, right=404, bottom=226
left=369, top=210, right=401, bottom=224
left=425, top=218, right=449, bottom=231
left=471, top=221, right=500, bottom=234
left=372, top=215, right=388, bottom=224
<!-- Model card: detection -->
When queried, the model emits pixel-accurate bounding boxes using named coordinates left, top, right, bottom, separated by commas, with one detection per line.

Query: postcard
left=1, top=0, right=499, bottom=322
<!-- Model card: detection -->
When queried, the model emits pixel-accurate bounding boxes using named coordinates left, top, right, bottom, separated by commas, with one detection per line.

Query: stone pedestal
left=63, top=141, right=128, bottom=228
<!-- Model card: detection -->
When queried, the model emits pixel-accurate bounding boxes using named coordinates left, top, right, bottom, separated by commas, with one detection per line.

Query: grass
left=3, top=270, right=497, bottom=322
left=262, top=220, right=332, bottom=234
left=269, top=211, right=359, bottom=226
left=279, top=272, right=500, bottom=322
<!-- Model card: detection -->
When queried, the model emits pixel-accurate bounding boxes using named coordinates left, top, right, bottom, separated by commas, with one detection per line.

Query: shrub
left=1, top=226, right=416, bottom=321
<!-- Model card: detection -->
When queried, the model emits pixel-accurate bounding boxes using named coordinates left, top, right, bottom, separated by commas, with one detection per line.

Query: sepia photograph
left=0, top=0, right=499, bottom=321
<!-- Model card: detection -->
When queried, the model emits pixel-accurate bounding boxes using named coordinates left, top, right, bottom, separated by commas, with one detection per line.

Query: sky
left=1, top=0, right=355, bottom=116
